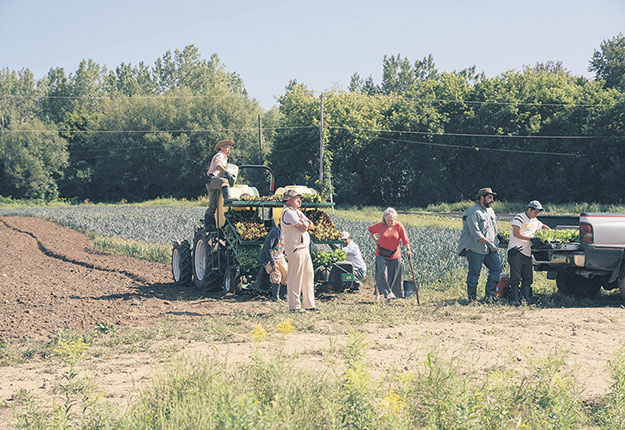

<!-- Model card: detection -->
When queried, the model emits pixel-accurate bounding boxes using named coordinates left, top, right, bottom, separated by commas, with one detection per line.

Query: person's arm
left=467, top=210, right=487, bottom=244
left=294, top=219, right=309, bottom=232
left=294, top=212, right=313, bottom=232
left=283, top=208, right=310, bottom=232
left=214, top=153, right=228, bottom=175
left=399, top=224, right=412, bottom=259
left=268, top=230, right=279, bottom=266
left=368, top=223, right=380, bottom=245
left=512, top=225, right=531, bottom=241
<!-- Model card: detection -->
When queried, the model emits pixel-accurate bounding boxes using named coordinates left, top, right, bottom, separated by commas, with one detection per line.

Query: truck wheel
left=555, top=273, right=575, bottom=296
left=171, top=240, right=192, bottom=285
left=572, top=277, right=601, bottom=298
left=618, top=275, right=625, bottom=300
left=556, top=273, right=600, bottom=298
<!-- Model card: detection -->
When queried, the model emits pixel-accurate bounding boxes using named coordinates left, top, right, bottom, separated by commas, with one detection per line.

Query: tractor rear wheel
left=171, top=240, right=192, bottom=285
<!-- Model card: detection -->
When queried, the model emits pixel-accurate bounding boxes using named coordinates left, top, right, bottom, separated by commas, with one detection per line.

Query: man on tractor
left=204, top=139, right=236, bottom=231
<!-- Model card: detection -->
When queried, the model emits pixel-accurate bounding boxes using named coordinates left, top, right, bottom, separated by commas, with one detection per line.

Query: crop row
left=0, top=205, right=205, bottom=245
left=1, top=206, right=467, bottom=284
left=332, top=216, right=465, bottom=285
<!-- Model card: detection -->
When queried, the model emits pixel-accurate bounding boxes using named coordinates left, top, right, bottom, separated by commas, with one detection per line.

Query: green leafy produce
left=312, top=249, right=347, bottom=268
left=306, top=210, right=342, bottom=241
left=499, top=229, right=579, bottom=244
left=235, top=246, right=262, bottom=271
left=533, top=229, right=579, bottom=244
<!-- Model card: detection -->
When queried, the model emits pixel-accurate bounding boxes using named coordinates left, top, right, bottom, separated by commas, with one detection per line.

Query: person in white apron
left=280, top=190, right=318, bottom=312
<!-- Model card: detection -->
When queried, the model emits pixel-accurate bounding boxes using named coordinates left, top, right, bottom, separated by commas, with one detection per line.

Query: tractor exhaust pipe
left=575, top=270, right=595, bottom=279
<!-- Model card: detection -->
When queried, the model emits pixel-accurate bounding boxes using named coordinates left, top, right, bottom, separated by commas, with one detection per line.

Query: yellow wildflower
left=250, top=323, right=268, bottom=342
left=276, top=318, right=296, bottom=334
left=378, top=387, right=406, bottom=417
left=54, top=339, right=90, bottom=359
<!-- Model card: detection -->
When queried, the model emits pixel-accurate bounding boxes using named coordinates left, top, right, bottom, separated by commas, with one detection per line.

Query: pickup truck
left=528, top=213, right=625, bottom=298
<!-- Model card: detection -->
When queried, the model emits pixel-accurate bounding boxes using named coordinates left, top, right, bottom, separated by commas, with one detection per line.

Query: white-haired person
left=368, top=207, right=412, bottom=300
left=340, top=231, right=367, bottom=292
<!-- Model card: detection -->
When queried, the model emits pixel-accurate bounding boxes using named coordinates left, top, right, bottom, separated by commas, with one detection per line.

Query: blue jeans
left=465, top=250, right=502, bottom=300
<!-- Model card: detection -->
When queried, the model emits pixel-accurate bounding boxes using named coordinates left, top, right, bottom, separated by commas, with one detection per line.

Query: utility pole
left=319, top=94, right=324, bottom=185
left=258, top=114, right=263, bottom=163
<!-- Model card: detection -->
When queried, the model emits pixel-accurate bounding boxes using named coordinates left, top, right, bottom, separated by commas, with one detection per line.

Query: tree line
left=1, top=35, right=624, bottom=206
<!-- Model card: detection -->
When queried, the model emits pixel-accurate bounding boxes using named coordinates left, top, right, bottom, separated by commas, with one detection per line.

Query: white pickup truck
left=531, top=213, right=625, bottom=298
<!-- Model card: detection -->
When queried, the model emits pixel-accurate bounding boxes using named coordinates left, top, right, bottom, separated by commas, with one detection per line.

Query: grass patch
left=88, top=232, right=171, bottom=264
left=12, top=329, right=624, bottom=429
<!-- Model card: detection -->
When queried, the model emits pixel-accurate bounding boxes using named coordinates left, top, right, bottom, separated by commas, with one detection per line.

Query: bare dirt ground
left=0, top=216, right=624, bottom=427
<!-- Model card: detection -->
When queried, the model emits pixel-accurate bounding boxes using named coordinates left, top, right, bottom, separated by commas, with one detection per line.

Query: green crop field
left=0, top=204, right=479, bottom=286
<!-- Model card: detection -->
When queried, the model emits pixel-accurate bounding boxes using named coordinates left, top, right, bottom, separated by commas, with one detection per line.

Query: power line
left=373, top=135, right=586, bottom=157
left=328, top=126, right=619, bottom=140
left=3, top=125, right=317, bottom=134
left=404, top=97, right=607, bottom=108
left=270, top=128, right=319, bottom=153
left=1, top=93, right=247, bottom=100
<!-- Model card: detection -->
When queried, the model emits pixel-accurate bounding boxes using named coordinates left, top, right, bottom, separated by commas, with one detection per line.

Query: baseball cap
left=528, top=200, right=544, bottom=211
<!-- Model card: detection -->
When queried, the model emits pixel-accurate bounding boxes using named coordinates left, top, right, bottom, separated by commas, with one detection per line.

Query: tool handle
left=407, top=255, right=420, bottom=305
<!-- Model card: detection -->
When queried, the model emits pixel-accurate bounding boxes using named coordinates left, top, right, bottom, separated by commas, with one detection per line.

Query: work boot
left=270, top=283, right=281, bottom=301
left=511, top=285, right=521, bottom=307
left=521, top=285, right=532, bottom=304
left=279, top=284, right=288, bottom=300
left=467, top=285, right=477, bottom=304
left=221, top=187, right=236, bottom=203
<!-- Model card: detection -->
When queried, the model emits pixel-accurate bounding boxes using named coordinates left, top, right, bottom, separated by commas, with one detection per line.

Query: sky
left=1, top=0, right=624, bottom=110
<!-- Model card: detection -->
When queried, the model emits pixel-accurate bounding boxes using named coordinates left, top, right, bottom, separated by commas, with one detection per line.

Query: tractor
left=171, top=164, right=353, bottom=295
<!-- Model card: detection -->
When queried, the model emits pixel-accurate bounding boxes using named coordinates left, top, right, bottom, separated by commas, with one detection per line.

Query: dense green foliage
left=2, top=38, right=625, bottom=206
left=275, top=62, right=625, bottom=206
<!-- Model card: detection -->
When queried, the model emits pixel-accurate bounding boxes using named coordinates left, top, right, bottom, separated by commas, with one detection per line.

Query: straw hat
left=214, top=139, right=234, bottom=152
left=475, top=187, right=497, bottom=200
left=282, top=189, right=303, bottom=202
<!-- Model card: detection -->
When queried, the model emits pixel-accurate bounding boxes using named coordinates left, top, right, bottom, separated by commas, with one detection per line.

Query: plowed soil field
left=0, top=216, right=216, bottom=341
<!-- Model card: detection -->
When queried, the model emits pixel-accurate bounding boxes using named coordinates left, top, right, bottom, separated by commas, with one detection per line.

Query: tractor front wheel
left=223, top=267, right=243, bottom=295
left=171, top=240, right=192, bottom=285
left=192, top=228, right=212, bottom=290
